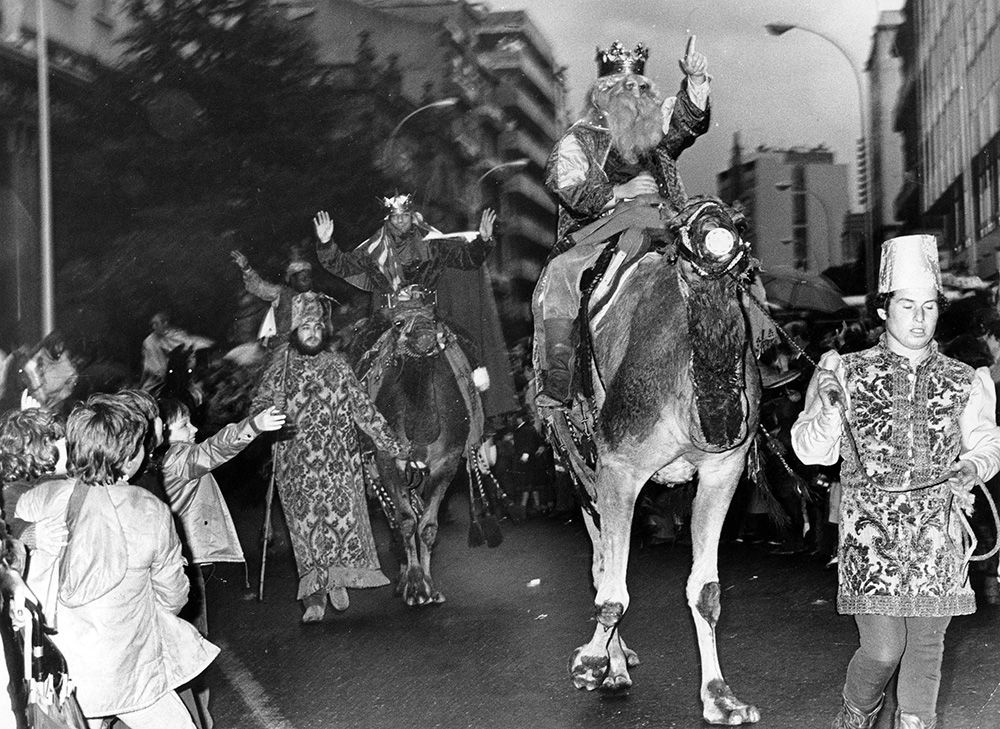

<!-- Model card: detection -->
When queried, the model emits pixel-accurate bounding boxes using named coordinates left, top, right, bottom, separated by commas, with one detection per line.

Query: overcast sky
left=491, top=0, right=906, bottom=209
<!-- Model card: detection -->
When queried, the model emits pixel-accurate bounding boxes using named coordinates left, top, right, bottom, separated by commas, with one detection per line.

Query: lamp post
left=477, top=158, right=529, bottom=184
left=766, top=22, right=875, bottom=291
left=36, top=0, right=54, bottom=334
left=385, top=97, right=459, bottom=157
left=776, top=181, right=834, bottom=271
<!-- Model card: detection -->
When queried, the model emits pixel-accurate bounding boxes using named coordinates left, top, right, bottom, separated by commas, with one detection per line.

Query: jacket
left=161, top=418, right=257, bottom=564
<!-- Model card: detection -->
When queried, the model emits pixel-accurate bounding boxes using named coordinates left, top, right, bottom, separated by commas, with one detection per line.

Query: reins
left=741, top=283, right=1000, bottom=566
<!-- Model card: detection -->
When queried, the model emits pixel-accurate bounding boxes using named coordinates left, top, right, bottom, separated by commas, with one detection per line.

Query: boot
left=832, top=693, right=884, bottom=729
left=894, top=712, right=930, bottom=729
left=536, top=317, right=576, bottom=407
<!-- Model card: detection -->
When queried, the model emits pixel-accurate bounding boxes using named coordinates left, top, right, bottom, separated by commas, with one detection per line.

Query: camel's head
left=664, top=196, right=749, bottom=280
left=387, top=286, right=441, bottom=359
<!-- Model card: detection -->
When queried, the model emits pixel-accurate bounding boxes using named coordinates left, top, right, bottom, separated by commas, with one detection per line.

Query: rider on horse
left=535, top=37, right=711, bottom=407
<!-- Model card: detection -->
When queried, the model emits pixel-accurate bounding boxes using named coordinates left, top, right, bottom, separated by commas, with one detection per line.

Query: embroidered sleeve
left=341, top=359, right=410, bottom=457
left=957, top=367, right=1000, bottom=481
left=791, top=349, right=845, bottom=465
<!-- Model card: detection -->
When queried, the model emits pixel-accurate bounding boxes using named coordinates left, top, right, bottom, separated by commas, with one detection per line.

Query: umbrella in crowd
left=757, top=265, right=849, bottom=313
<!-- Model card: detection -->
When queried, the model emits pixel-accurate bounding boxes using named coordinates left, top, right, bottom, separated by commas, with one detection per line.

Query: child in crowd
left=0, top=408, right=69, bottom=575
left=158, top=398, right=284, bottom=630
left=16, top=395, right=217, bottom=728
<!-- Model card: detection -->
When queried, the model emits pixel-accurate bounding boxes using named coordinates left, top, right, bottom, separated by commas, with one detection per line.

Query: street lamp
left=477, top=158, right=529, bottom=184
left=386, top=97, right=459, bottom=154
left=765, top=22, right=875, bottom=291
left=775, top=181, right=834, bottom=271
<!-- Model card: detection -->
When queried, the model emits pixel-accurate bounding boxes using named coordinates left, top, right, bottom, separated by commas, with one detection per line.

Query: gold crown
left=383, top=194, right=413, bottom=214
left=596, top=41, right=649, bottom=77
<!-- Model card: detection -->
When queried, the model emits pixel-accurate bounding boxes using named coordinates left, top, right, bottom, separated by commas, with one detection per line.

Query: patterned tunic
left=792, top=339, right=1000, bottom=617
left=252, top=345, right=409, bottom=600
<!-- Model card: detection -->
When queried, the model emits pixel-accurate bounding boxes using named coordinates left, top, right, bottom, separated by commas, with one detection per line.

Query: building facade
left=866, top=9, right=906, bottom=246
left=893, top=0, right=1000, bottom=276
left=717, top=136, right=852, bottom=277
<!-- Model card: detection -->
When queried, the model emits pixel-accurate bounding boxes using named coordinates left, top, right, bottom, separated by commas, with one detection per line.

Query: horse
left=536, top=196, right=763, bottom=724
left=356, top=290, right=482, bottom=606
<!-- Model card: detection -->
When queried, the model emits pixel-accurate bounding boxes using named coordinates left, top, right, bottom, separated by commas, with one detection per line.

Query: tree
left=54, top=1, right=402, bottom=364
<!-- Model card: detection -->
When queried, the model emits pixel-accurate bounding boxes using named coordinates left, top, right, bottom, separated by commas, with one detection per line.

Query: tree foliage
left=55, top=0, right=402, bottom=365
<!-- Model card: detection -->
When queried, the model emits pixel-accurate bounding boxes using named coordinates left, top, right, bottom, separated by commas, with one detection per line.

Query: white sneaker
left=328, top=586, right=349, bottom=612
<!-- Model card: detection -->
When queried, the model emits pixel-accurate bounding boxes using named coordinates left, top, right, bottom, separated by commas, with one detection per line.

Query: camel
left=536, top=196, right=763, bottom=725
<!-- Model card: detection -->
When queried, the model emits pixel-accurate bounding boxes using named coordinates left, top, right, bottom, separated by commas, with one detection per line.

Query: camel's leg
left=570, top=457, right=645, bottom=693
left=689, top=455, right=760, bottom=725
left=412, top=458, right=461, bottom=606
left=379, top=456, right=426, bottom=606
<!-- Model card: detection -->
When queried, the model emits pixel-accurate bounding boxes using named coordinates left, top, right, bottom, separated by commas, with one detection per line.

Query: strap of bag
left=63, top=482, right=89, bottom=537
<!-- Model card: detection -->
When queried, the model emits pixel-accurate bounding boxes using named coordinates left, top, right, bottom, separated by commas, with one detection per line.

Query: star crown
left=383, top=194, right=413, bottom=214
left=596, top=41, right=649, bottom=77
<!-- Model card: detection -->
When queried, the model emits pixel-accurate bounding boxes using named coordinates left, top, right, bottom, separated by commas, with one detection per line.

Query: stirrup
left=832, top=693, right=884, bottom=729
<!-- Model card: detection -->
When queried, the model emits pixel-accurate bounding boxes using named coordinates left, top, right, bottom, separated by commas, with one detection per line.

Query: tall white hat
left=877, top=234, right=941, bottom=293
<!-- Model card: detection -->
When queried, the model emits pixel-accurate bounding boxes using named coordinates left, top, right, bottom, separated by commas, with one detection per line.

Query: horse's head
left=664, top=196, right=750, bottom=281
left=388, top=292, right=441, bottom=359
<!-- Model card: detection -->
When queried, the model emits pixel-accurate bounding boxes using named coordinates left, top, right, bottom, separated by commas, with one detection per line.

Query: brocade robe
left=792, top=338, right=1000, bottom=616
left=251, top=345, right=409, bottom=600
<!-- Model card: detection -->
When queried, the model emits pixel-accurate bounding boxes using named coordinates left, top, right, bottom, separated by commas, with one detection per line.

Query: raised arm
left=313, top=210, right=374, bottom=289
left=231, top=249, right=282, bottom=303
left=659, top=35, right=711, bottom=160
left=430, top=209, right=497, bottom=269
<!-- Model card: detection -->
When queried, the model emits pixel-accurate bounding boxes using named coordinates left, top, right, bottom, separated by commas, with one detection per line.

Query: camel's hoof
left=703, top=679, right=760, bottom=725
left=569, top=648, right=610, bottom=691
left=622, top=646, right=640, bottom=668
left=430, top=591, right=446, bottom=604
left=598, top=673, right=631, bottom=696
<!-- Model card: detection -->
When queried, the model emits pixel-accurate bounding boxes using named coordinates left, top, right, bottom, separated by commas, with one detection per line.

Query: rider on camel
left=230, top=246, right=326, bottom=347
left=312, top=195, right=495, bottom=388
left=535, top=36, right=711, bottom=407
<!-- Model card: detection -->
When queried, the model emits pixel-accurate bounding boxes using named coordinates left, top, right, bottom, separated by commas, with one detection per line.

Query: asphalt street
left=199, top=497, right=1000, bottom=729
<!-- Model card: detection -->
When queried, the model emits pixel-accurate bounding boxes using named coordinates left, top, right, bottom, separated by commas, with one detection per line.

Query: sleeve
left=179, top=330, right=214, bottom=350
left=957, top=367, right=1000, bottom=481
left=149, top=503, right=190, bottom=614
left=658, top=77, right=712, bottom=160
left=140, top=336, right=159, bottom=377
left=545, top=130, right=615, bottom=219
left=250, top=348, right=285, bottom=412
left=241, top=267, right=282, bottom=303
left=316, top=238, right=374, bottom=291
left=430, top=236, right=493, bottom=270
left=162, top=419, right=256, bottom=512
left=790, top=350, right=846, bottom=465
left=340, top=360, right=410, bottom=457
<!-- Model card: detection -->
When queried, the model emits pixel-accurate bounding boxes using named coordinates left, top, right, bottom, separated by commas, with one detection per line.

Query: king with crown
left=534, top=36, right=711, bottom=406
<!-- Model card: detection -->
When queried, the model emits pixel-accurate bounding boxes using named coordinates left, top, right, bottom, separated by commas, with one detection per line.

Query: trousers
left=843, top=614, right=951, bottom=727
